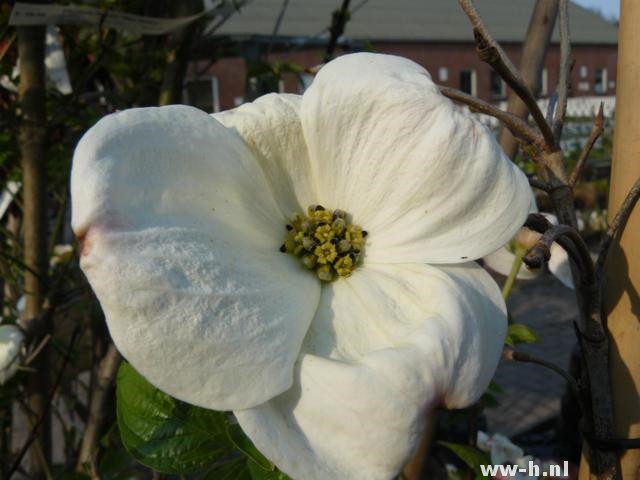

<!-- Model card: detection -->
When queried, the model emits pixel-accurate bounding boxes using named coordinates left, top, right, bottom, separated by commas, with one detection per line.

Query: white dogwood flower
left=0, top=325, right=24, bottom=385
left=477, top=431, right=537, bottom=480
left=71, top=53, right=531, bottom=480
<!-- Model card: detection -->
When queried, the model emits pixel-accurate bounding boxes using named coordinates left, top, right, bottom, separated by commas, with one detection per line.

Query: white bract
left=484, top=213, right=574, bottom=289
left=477, top=431, right=537, bottom=480
left=0, top=325, right=24, bottom=385
left=71, top=53, right=531, bottom=480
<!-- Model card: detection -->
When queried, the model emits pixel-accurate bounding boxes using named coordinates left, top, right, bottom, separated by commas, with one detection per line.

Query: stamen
left=315, top=242, right=337, bottom=264
left=280, top=205, right=366, bottom=282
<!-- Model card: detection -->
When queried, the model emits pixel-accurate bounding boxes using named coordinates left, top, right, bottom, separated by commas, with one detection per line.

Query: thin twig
left=569, top=103, right=605, bottom=186
left=324, top=0, right=351, bottom=62
left=457, top=0, right=557, bottom=150
left=553, top=0, right=572, bottom=139
left=266, top=0, right=290, bottom=58
left=439, top=86, right=544, bottom=149
left=7, top=328, right=80, bottom=478
left=595, top=176, right=640, bottom=280
left=504, top=349, right=581, bottom=408
left=24, top=334, right=51, bottom=366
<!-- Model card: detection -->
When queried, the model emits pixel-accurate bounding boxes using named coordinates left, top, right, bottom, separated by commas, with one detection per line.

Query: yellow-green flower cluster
left=280, top=205, right=367, bottom=282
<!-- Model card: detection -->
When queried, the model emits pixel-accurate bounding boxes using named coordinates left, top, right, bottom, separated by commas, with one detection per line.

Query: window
left=580, top=65, right=588, bottom=78
left=438, top=67, right=448, bottom=82
left=460, top=69, right=476, bottom=96
left=540, top=68, right=548, bottom=96
left=578, top=81, right=590, bottom=92
left=184, top=76, right=220, bottom=112
left=490, top=70, right=505, bottom=98
left=595, top=68, right=608, bottom=95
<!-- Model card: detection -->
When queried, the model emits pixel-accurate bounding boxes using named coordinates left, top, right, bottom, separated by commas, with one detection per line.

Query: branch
left=528, top=175, right=550, bottom=191
left=595, top=176, right=640, bottom=280
left=266, top=0, right=290, bottom=58
left=7, top=329, right=79, bottom=479
left=158, top=0, right=202, bottom=106
left=553, top=0, right=572, bottom=139
left=17, top=20, right=52, bottom=475
left=439, top=86, right=545, bottom=149
left=324, top=0, right=351, bottom=63
left=457, top=0, right=557, bottom=150
left=504, top=349, right=581, bottom=407
left=522, top=214, right=595, bottom=285
left=76, top=343, right=122, bottom=474
left=498, top=0, right=558, bottom=159
left=569, top=103, right=605, bottom=186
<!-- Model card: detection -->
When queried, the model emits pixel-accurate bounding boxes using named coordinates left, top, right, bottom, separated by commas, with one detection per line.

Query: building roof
left=215, top=0, right=618, bottom=45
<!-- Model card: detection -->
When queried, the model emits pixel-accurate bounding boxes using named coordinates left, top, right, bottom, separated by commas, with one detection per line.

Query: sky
left=573, top=0, right=620, bottom=21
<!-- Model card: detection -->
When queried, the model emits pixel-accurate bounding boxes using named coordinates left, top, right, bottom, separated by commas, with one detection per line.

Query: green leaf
left=487, top=380, right=503, bottom=394
left=225, top=421, right=274, bottom=471
left=205, top=455, right=291, bottom=480
left=439, top=441, right=491, bottom=478
left=205, top=457, right=252, bottom=480
left=505, top=323, right=538, bottom=346
left=98, top=449, right=136, bottom=480
left=116, top=362, right=235, bottom=474
left=248, top=460, right=291, bottom=480
left=59, top=474, right=91, bottom=480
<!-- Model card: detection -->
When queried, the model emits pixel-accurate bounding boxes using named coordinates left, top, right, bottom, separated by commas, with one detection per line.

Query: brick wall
left=189, top=41, right=617, bottom=112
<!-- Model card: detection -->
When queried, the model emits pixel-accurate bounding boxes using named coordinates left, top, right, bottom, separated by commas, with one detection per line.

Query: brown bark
left=76, top=343, right=122, bottom=476
left=158, top=0, right=202, bottom=106
left=17, top=22, right=50, bottom=478
left=579, top=1, right=640, bottom=478
left=498, top=0, right=558, bottom=159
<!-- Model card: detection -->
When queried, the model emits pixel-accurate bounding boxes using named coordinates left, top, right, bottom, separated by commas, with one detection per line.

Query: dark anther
left=349, top=253, right=356, bottom=261
left=315, top=205, right=325, bottom=211
left=330, top=238, right=338, bottom=244
left=362, top=231, right=368, bottom=237
left=279, top=244, right=287, bottom=253
left=285, top=224, right=293, bottom=231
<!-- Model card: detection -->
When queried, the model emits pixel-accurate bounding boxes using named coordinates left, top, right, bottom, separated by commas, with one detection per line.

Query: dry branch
left=324, top=0, right=351, bottom=62
left=595, top=176, right=640, bottom=280
left=552, top=0, right=572, bottom=139
left=457, top=0, right=557, bottom=150
left=569, top=103, right=605, bottom=187
left=17, top=21, right=51, bottom=478
left=76, top=343, right=122, bottom=474
left=439, top=86, right=545, bottom=149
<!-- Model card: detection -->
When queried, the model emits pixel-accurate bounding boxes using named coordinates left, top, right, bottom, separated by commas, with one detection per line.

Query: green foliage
left=117, top=362, right=290, bottom=479
left=479, top=380, right=503, bottom=409
left=439, top=441, right=491, bottom=479
left=505, top=323, right=538, bottom=346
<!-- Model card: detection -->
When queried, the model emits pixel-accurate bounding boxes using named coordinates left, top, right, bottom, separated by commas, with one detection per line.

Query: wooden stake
left=581, top=0, right=640, bottom=477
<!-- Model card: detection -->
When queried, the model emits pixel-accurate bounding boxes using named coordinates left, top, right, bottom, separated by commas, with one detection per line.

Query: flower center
left=280, top=205, right=367, bottom=282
